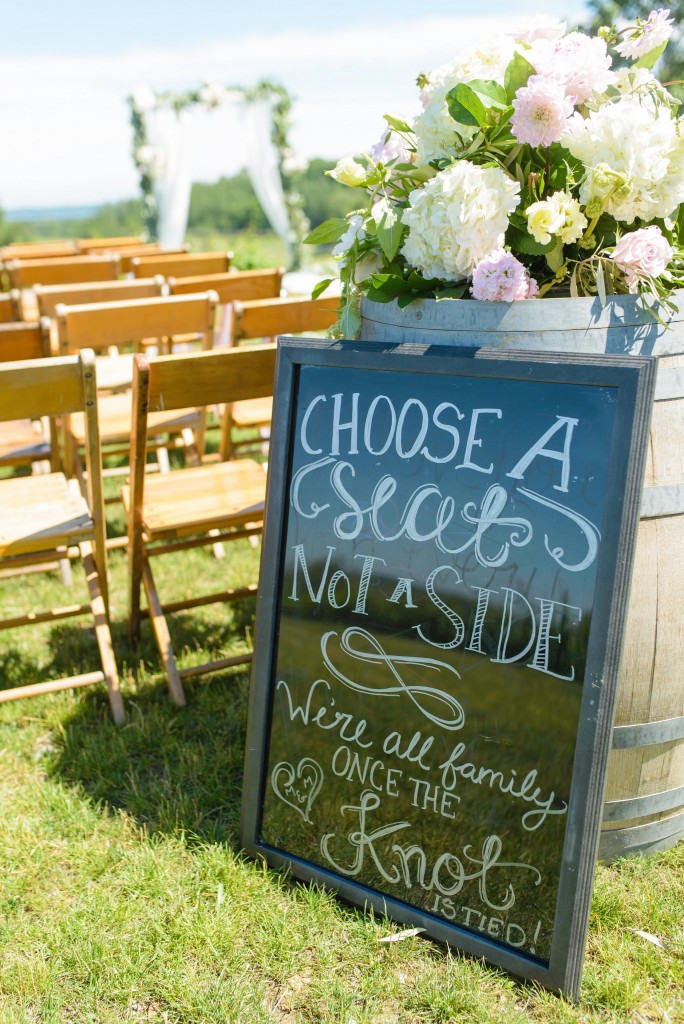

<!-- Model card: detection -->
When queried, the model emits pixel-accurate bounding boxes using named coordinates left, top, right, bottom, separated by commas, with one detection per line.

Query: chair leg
left=141, top=559, right=186, bottom=707
left=80, top=540, right=125, bottom=724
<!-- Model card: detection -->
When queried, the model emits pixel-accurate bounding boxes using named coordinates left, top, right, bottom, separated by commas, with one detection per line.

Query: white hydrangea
left=413, top=36, right=516, bottom=163
left=401, top=161, right=520, bottom=281
left=562, top=96, right=684, bottom=223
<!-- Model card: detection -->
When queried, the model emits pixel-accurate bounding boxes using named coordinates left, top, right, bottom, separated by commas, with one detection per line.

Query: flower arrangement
left=307, top=9, right=684, bottom=336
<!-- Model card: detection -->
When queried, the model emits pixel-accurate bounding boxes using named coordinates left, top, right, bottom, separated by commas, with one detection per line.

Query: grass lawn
left=0, top=200, right=679, bottom=1018
left=0, top=466, right=682, bottom=1023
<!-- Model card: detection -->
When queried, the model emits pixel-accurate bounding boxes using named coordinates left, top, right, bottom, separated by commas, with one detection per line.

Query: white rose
left=329, top=156, right=367, bottom=187
left=526, top=200, right=563, bottom=246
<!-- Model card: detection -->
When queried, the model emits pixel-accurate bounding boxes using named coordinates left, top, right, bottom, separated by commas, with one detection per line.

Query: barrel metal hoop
left=640, top=484, right=684, bottom=519
left=603, top=784, right=684, bottom=822
left=612, top=713, right=684, bottom=748
left=598, top=808, right=684, bottom=861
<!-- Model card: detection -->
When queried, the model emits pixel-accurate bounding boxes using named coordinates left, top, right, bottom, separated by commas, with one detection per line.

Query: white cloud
left=0, top=13, right=586, bottom=208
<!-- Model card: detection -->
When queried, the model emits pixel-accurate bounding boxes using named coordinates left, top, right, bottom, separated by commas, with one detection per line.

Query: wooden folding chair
left=34, top=276, right=166, bottom=318
left=222, top=294, right=338, bottom=458
left=54, top=289, right=218, bottom=389
left=0, top=349, right=125, bottom=722
left=0, top=290, right=23, bottom=323
left=55, top=293, right=220, bottom=512
left=131, top=251, right=232, bottom=279
left=123, top=345, right=276, bottom=703
left=0, top=321, right=57, bottom=473
left=4, top=254, right=122, bottom=290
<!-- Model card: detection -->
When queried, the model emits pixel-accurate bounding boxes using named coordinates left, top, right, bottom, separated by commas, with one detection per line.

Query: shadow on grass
left=34, top=606, right=259, bottom=850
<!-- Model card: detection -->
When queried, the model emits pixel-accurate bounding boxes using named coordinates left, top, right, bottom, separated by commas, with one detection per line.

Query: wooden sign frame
left=241, top=337, right=655, bottom=1001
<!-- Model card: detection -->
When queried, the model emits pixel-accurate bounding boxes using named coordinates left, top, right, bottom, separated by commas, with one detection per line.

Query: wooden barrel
left=360, top=293, right=684, bottom=861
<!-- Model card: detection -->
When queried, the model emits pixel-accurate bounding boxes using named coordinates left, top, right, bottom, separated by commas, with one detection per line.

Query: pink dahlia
left=510, top=75, right=573, bottom=148
left=471, top=250, right=539, bottom=301
left=611, top=226, right=673, bottom=291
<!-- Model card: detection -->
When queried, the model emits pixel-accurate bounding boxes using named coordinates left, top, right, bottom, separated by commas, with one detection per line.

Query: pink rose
left=611, top=226, right=673, bottom=291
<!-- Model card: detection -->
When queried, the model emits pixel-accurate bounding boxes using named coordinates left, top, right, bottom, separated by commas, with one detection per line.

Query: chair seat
left=231, top=396, right=273, bottom=428
left=0, top=473, right=92, bottom=556
left=122, top=459, right=266, bottom=540
left=0, top=420, right=50, bottom=466
left=69, top=392, right=201, bottom=445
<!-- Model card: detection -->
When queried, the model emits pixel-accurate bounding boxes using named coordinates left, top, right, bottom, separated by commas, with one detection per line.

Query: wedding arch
left=128, top=79, right=308, bottom=266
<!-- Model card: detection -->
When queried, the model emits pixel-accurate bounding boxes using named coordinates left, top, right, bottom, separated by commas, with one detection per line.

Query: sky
left=0, top=0, right=589, bottom=212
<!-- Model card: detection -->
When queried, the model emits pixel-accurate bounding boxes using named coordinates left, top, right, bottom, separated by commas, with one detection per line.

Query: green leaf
left=311, top=278, right=334, bottom=300
left=372, top=202, right=405, bottom=262
left=303, top=218, right=349, bottom=245
left=545, top=239, right=565, bottom=273
left=406, top=270, right=440, bottom=292
left=635, top=41, right=668, bottom=70
left=506, top=223, right=554, bottom=257
left=364, top=286, right=396, bottom=303
left=338, top=299, right=361, bottom=339
left=434, top=283, right=468, bottom=300
left=504, top=52, right=536, bottom=103
left=398, top=293, right=423, bottom=308
left=676, top=204, right=684, bottom=246
left=596, top=261, right=607, bottom=306
left=384, top=113, right=412, bottom=133
left=368, top=273, right=412, bottom=296
left=446, top=84, right=487, bottom=127
left=465, top=78, right=508, bottom=107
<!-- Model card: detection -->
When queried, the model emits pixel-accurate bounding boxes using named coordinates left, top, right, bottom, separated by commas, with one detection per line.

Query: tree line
left=0, top=159, right=360, bottom=244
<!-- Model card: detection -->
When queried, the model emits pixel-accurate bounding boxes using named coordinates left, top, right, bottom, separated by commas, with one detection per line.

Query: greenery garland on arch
left=128, top=79, right=309, bottom=265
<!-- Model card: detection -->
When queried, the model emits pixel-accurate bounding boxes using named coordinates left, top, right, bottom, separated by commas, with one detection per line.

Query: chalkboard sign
left=241, top=338, right=655, bottom=1001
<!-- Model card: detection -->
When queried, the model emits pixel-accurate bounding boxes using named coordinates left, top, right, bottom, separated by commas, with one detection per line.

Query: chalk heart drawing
left=271, top=758, right=324, bottom=823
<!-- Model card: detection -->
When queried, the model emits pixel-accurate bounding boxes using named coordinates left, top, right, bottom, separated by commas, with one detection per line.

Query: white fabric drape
left=239, top=97, right=292, bottom=257
left=145, top=106, right=191, bottom=249
left=140, top=91, right=291, bottom=254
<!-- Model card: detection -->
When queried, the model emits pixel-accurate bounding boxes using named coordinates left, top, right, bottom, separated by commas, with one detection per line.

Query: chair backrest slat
left=0, top=354, right=85, bottom=421
left=6, top=255, right=121, bottom=289
left=56, top=292, right=218, bottom=353
left=1, top=241, right=77, bottom=261
left=114, top=245, right=188, bottom=274
left=131, top=251, right=232, bottom=279
left=35, top=277, right=166, bottom=318
left=0, top=290, right=21, bottom=323
left=77, top=235, right=144, bottom=253
left=0, top=321, right=51, bottom=364
left=167, top=267, right=284, bottom=303
left=233, top=294, right=338, bottom=341
left=146, top=344, right=277, bottom=411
